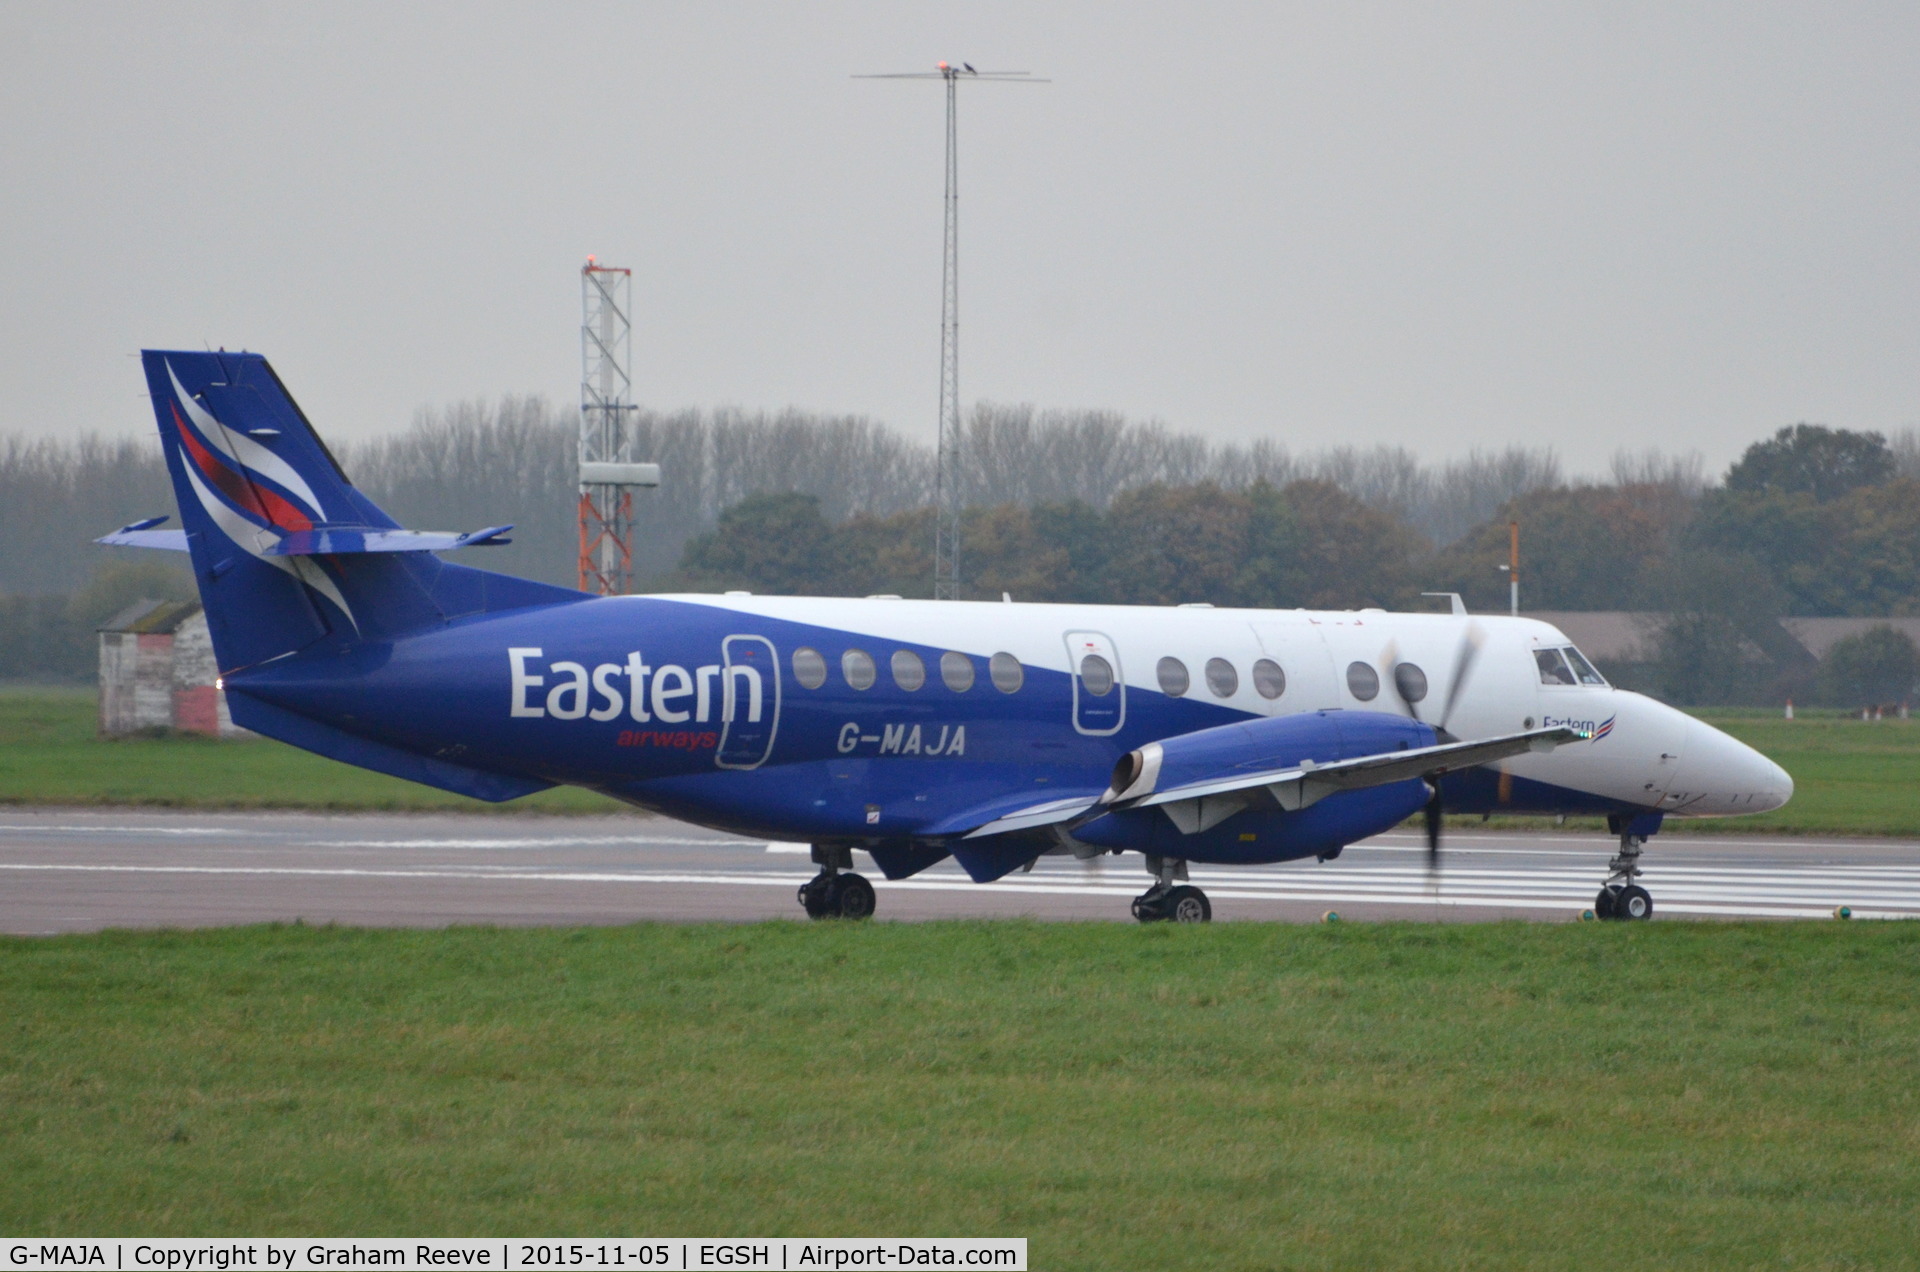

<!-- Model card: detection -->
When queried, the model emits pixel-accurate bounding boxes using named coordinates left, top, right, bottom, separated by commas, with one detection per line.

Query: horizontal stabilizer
left=96, top=516, right=189, bottom=551
left=263, top=524, right=515, bottom=555
left=98, top=529, right=190, bottom=550
left=97, top=516, right=514, bottom=556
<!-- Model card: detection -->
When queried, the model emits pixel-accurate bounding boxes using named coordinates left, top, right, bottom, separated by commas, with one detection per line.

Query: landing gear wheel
left=1615, top=883, right=1653, bottom=921
left=833, top=873, right=876, bottom=920
left=799, top=873, right=833, bottom=919
left=1594, top=884, right=1620, bottom=920
left=1166, top=885, right=1211, bottom=923
left=1131, top=885, right=1170, bottom=923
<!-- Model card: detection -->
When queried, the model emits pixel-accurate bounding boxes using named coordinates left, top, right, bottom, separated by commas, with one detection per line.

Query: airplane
left=101, top=350, right=1794, bottom=923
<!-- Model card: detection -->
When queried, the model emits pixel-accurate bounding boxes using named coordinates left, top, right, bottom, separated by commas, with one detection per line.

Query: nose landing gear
left=1132, top=855, right=1211, bottom=923
left=798, top=844, right=876, bottom=920
left=1594, top=831, right=1654, bottom=920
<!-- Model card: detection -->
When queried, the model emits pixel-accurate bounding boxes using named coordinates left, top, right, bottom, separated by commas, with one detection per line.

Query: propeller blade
left=1424, top=788, right=1443, bottom=874
left=1379, top=640, right=1422, bottom=722
left=1435, top=623, right=1486, bottom=737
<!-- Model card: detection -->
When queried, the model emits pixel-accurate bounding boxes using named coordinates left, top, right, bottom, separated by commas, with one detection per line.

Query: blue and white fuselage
left=106, top=350, right=1792, bottom=922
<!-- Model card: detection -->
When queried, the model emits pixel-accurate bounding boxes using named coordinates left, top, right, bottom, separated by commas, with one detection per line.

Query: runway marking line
left=4, top=861, right=1915, bottom=921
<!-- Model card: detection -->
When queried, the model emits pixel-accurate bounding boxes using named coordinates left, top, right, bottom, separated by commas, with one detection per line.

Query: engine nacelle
left=1106, top=709, right=1438, bottom=803
left=1076, top=710, right=1439, bottom=866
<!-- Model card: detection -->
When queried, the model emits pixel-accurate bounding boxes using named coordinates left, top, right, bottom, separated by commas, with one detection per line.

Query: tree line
left=3, top=398, right=1917, bottom=704
left=0, top=399, right=1578, bottom=597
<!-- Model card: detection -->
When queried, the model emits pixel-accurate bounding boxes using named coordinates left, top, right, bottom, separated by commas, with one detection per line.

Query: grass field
left=2, top=686, right=1915, bottom=835
left=0, top=686, right=622, bottom=813
left=1672, top=713, right=1920, bottom=837
left=2, top=920, right=1918, bottom=1265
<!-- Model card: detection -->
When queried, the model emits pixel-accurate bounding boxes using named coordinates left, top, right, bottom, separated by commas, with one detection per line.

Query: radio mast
left=857, top=63, right=1046, bottom=599
left=577, top=258, right=659, bottom=595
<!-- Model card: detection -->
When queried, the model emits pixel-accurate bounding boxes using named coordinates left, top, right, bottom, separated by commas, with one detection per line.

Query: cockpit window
left=1561, top=645, right=1607, bottom=686
left=1534, top=648, right=1576, bottom=686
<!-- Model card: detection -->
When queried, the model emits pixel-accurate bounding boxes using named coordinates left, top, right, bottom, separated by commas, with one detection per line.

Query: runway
left=2, top=808, right=1917, bottom=933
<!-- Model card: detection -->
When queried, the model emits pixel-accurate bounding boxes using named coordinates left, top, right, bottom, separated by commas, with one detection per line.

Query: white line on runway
left=0, top=827, right=761, bottom=850
left=5, top=861, right=1914, bottom=920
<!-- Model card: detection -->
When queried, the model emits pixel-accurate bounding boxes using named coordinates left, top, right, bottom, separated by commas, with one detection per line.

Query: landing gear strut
left=1594, top=831, right=1653, bottom=921
left=798, top=845, right=875, bottom=921
left=1132, top=855, right=1211, bottom=923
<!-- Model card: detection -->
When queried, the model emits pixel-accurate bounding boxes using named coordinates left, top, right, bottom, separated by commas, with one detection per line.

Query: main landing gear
left=1594, top=830, right=1653, bottom=921
left=1132, top=855, right=1211, bottom=923
left=798, top=844, right=876, bottom=921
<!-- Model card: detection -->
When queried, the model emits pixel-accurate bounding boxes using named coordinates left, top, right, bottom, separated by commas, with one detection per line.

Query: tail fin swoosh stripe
left=166, top=359, right=326, bottom=518
left=174, top=404, right=314, bottom=531
left=176, top=448, right=355, bottom=625
left=181, top=451, right=278, bottom=553
left=137, top=348, right=580, bottom=674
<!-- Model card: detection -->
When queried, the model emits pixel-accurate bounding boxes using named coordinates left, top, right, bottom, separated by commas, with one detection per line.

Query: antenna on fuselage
left=854, top=62, right=1048, bottom=600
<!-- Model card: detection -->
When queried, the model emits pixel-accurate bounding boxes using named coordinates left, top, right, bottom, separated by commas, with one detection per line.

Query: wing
left=1121, top=726, right=1587, bottom=815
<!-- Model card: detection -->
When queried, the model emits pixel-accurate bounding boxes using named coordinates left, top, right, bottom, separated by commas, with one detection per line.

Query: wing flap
left=960, top=793, right=1104, bottom=839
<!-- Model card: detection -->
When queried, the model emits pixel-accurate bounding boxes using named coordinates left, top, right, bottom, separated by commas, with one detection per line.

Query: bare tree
left=1891, top=428, right=1920, bottom=482
left=1610, top=447, right=1707, bottom=493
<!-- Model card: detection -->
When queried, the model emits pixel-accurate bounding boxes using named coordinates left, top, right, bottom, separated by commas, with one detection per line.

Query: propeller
left=1433, top=624, right=1486, bottom=741
left=1377, top=622, right=1486, bottom=876
left=1423, top=785, right=1444, bottom=874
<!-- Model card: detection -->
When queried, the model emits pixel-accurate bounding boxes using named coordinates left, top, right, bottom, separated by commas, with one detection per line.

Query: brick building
left=97, top=599, right=249, bottom=737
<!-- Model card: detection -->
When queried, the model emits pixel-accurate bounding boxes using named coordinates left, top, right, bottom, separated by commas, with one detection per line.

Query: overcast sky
left=2, top=2, right=1916, bottom=475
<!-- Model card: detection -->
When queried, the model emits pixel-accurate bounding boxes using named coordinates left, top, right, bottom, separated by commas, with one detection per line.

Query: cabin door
left=716, top=635, right=781, bottom=769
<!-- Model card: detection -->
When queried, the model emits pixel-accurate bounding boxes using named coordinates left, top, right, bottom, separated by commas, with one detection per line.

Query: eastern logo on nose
left=1543, top=713, right=1614, bottom=741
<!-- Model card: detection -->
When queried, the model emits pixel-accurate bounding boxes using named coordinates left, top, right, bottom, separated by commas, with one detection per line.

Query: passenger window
left=940, top=651, right=975, bottom=692
left=792, top=647, right=827, bottom=690
left=891, top=649, right=926, bottom=691
left=1393, top=662, right=1428, bottom=703
left=842, top=649, right=876, bottom=690
left=1252, top=658, right=1286, bottom=699
left=1079, top=654, right=1115, bottom=696
left=989, top=651, right=1024, bottom=694
left=1346, top=661, right=1380, bottom=701
left=1534, top=648, right=1576, bottom=686
left=1157, top=656, right=1190, bottom=697
left=1562, top=646, right=1607, bottom=686
left=1205, top=657, right=1238, bottom=698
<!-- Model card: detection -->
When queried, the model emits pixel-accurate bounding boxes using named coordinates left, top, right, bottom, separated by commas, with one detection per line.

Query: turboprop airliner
left=101, top=351, right=1793, bottom=922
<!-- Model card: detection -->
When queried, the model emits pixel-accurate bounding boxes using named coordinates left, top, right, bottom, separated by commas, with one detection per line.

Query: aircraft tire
left=1131, top=892, right=1168, bottom=923
left=833, top=873, right=876, bottom=920
left=1593, top=885, right=1620, bottom=920
left=1167, top=885, right=1211, bottom=923
left=1616, top=884, right=1653, bottom=921
left=799, top=875, right=833, bottom=920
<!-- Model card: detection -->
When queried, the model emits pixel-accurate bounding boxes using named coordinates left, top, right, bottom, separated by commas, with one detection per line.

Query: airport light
left=855, top=63, right=1047, bottom=600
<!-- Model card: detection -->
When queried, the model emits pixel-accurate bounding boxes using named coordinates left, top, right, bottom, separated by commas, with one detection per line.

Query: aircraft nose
left=1677, top=718, right=1793, bottom=814
left=1761, top=756, right=1795, bottom=812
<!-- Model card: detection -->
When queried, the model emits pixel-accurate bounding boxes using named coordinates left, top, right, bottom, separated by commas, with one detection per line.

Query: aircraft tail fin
left=141, top=350, right=582, bottom=672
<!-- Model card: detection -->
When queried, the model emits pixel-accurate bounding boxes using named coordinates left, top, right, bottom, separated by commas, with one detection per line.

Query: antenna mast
left=858, top=62, right=1046, bottom=600
left=577, top=258, right=659, bottom=595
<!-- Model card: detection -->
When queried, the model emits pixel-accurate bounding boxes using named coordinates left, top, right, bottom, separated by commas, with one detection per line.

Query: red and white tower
left=577, top=259, right=659, bottom=594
